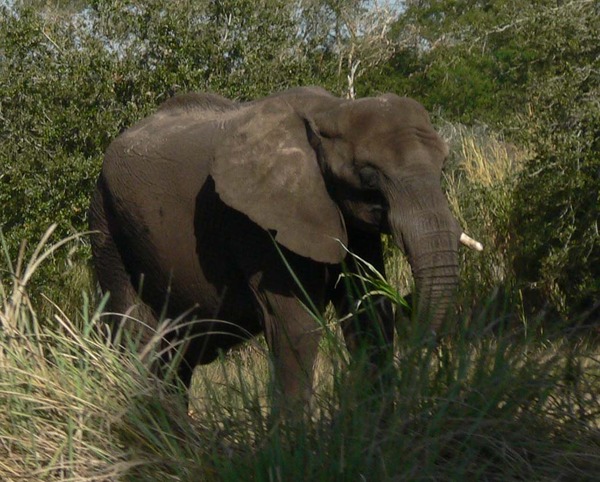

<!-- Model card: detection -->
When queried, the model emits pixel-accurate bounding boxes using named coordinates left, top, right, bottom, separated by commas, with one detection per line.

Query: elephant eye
left=358, top=165, right=379, bottom=189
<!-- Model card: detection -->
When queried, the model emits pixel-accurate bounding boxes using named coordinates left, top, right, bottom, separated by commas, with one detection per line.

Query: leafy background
left=2, top=0, right=597, bottom=323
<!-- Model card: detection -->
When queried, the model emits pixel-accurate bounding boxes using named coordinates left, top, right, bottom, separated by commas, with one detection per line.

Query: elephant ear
left=211, top=102, right=348, bottom=264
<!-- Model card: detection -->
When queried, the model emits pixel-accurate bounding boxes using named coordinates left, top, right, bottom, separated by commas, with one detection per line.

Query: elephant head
left=310, top=95, right=468, bottom=330
left=211, top=92, right=480, bottom=331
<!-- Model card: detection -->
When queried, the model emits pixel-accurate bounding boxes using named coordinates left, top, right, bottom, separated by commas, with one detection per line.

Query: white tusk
left=460, top=233, right=483, bottom=251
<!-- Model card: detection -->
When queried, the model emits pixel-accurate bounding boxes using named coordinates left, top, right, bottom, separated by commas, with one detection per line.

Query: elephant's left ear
left=211, top=102, right=348, bottom=264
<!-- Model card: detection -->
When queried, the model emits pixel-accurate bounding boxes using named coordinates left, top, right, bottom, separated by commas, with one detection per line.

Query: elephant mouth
left=372, top=204, right=391, bottom=231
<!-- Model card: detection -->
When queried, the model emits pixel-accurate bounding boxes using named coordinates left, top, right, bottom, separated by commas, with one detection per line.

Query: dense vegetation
left=1, top=1, right=598, bottom=480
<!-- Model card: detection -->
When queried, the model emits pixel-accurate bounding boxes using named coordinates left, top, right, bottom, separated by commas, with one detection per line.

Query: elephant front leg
left=259, top=292, right=322, bottom=410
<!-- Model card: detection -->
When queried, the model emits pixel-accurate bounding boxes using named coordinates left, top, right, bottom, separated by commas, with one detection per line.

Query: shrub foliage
left=2, top=0, right=598, bottom=323
left=0, top=1, right=350, bottom=251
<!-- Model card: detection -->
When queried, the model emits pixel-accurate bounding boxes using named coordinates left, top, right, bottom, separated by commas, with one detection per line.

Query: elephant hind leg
left=89, top=176, right=159, bottom=347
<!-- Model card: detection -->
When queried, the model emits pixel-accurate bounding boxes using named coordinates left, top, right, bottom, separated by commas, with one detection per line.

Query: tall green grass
left=1, top=127, right=599, bottom=481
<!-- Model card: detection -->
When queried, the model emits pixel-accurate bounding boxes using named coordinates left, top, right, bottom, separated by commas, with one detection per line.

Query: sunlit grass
left=2, top=226, right=599, bottom=481
left=1, top=229, right=132, bottom=479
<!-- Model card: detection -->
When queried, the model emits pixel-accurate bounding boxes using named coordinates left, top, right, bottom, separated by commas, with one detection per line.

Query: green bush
left=0, top=2, right=336, bottom=251
left=511, top=74, right=599, bottom=324
left=362, top=0, right=540, bottom=124
left=1, top=7, right=114, bottom=246
left=509, top=2, right=599, bottom=325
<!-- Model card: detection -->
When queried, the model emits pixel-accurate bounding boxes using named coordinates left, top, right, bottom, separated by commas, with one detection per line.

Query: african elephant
left=89, top=86, right=481, bottom=403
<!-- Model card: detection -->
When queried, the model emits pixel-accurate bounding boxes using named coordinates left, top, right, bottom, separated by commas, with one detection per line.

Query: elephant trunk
left=389, top=178, right=461, bottom=332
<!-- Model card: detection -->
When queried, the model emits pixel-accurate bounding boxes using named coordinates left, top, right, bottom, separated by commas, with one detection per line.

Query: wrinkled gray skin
left=89, top=87, right=462, bottom=403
